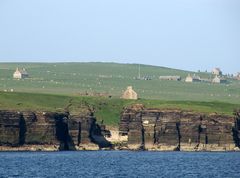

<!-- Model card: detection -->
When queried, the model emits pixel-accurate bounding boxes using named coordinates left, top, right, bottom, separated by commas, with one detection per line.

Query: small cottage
left=236, top=73, right=240, bottom=80
left=212, top=68, right=222, bottom=76
left=13, top=68, right=29, bottom=79
left=159, top=76, right=181, bottom=81
left=122, top=86, right=138, bottom=100
left=185, top=74, right=201, bottom=83
left=212, top=75, right=227, bottom=84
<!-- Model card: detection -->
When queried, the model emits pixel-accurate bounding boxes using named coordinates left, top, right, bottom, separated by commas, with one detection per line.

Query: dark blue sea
left=0, top=151, right=239, bottom=178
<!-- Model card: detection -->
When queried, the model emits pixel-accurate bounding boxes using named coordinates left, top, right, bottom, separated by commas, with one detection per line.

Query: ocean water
left=0, top=151, right=239, bottom=178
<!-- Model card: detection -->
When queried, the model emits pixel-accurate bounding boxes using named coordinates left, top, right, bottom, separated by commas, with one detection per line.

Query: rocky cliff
left=1, top=106, right=239, bottom=152
left=119, top=105, right=240, bottom=151
left=0, top=110, right=111, bottom=151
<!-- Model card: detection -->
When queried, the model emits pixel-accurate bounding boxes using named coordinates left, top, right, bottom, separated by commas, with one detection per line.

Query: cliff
left=1, top=106, right=240, bottom=152
left=119, top=105, right=240, bottom=151
left=0, top=110, right=111, bottom=151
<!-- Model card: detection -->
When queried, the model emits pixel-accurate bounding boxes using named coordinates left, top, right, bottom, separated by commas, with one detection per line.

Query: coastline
left=1, top=142, right=239, bottom=152
left=1, top=108, right=240, bottom=152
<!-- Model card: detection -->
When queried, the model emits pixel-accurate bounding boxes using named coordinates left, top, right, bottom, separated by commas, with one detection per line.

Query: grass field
left=0, top=63, right=239, bottom=126
left=0, top=92, right=239, bottom=126
left=0, top=62, right=239, bottom=104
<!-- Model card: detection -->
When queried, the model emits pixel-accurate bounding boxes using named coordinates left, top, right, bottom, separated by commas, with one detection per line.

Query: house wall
left=13, top=73, right=22, bottom=79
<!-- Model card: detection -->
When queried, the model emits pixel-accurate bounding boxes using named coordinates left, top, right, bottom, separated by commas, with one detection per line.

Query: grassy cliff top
left=0, top=92, right=239, bottom=126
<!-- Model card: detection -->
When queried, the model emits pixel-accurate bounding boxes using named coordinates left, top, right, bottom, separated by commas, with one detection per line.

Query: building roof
left=212, top=68, right=222, bottom=75
left=213, top=68, right=221, bottom=71
left=13, top=68, right=29, bottom=79
left=186, top=74, right=200, bottom=80
left=14, top=68, right=28, bottom=75
left=159, top=76, right=181, bottom=79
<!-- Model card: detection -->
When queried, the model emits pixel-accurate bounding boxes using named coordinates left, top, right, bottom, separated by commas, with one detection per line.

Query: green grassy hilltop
left=0, top=62, right=239, bottom=126
left=0, top=62, right=239, bottom=103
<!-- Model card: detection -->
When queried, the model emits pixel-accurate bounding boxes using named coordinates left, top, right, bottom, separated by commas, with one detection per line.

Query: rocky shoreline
left=0, top=106, right=240, bottom=152
left=0, top=144, right=239, bottom=152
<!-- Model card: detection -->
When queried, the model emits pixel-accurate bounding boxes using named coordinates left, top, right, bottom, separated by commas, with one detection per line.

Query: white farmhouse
left=185, top=74, right=201, bottom=83
left=212, top=75, right=227, bottom=84
left=212, top=68, right=222, bottom=76
left=13, top=68, right=29, bottom=79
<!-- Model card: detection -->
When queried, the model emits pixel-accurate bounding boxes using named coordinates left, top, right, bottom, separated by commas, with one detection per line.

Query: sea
left=0, top=151, right=239, bottom=178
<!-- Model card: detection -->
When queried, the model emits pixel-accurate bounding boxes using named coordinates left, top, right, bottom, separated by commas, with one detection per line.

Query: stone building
left=13, top=68, right=29, bottom=79
left=212, top=68, right=222, bottom=76
left=236, top=73, right=240, bottom=80
left=122, top=86, right=138, bottom=100
left=159, top=76, right=181, bottom=81
left=185, top=74, right=201, bottom=83
left=212, top=75, right=227, bottom=84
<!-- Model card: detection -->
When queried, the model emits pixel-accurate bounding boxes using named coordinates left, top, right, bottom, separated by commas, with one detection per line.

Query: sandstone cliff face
left=0, top=110, right=111, bottom=151
left=119, top=105, right=240, bottom=151
left=1, top=107, right=239, bottom=151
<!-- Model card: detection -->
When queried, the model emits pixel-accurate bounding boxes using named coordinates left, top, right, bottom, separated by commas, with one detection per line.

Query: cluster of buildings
left=135, top=64, right=239, bottom=84
left=159, top=68, right=230, bottom=84
left=185, top=68, right=226, bottom=84
left=123, top=68, right=239, bottom=100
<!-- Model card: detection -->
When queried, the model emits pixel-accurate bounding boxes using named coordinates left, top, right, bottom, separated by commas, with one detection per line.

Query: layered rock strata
left=1, top=107, right=239, bottom=152
left=0, top=110, right=111, bottom=151
left=119, top=105, right=240, bottom=151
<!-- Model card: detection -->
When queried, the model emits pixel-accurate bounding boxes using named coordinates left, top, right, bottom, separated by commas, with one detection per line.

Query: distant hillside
left=0, top=62, right=239, bottom=104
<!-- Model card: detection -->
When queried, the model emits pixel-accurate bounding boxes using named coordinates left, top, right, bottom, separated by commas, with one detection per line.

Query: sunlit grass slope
left=0, top=92, right=239, bottom=126
left=0, top=62, right=239, bottom=104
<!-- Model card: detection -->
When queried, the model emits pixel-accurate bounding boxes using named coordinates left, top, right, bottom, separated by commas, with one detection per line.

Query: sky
left=0, top=0, right=239, bottom=73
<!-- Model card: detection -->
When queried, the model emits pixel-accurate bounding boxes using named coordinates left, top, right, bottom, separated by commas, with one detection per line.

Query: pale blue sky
left=0, top=0, right=239, bottom=73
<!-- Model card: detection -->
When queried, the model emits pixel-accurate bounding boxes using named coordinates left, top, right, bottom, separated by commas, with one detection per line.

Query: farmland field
left=0, top=62, right=239, bottom=126
left=0, top=63, right=240, bottom=126
left=0, top=62, right=239, bottom=104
